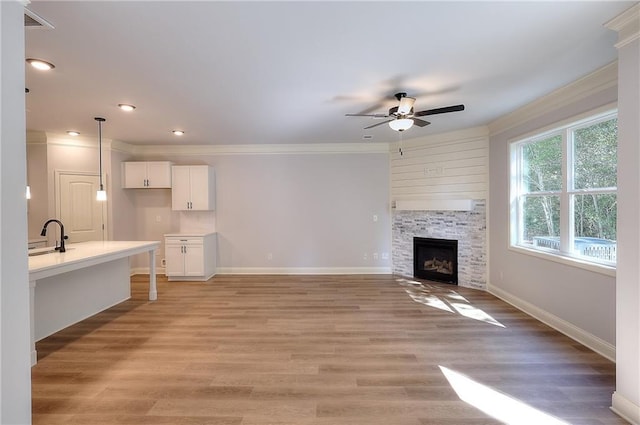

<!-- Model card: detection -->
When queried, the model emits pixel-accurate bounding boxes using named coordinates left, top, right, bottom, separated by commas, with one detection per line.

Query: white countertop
left=164, top=232, right=217, bottom=237
left=28, top=240, right=160, bottom=281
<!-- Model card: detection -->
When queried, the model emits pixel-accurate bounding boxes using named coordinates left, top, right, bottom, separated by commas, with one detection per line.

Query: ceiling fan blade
left=411, top=118, right=431, bottom=127
left=414, top=104, right=465, bottom=117
left=364, top=119, right=394, bottom=129
left=346, top=113, right=389, bottom=118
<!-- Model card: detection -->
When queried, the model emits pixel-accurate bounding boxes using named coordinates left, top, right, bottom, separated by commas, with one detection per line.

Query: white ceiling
left=24, top=1, right=633, bottom=146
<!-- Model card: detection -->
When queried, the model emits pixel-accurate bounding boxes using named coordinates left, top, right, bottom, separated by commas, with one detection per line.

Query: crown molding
left=109, top=141, right=389, bottom=156
left=28, top=131, right=388, bottom=156
left=605, top=3, right=640, bottom=49
left=488, top=61, right=618, bottom=137
left=27, top=131, right=113, bottom=149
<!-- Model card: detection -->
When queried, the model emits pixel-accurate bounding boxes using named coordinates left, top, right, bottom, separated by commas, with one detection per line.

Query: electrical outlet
left=373, top=214, right=378, bottom=222
left=381, top=252, right=389, bottom=260
left=267, top=253, right=273, bottom=261
left=363, top=253, right=368, bottom=261
left=373, top=253, right=379, bottom=260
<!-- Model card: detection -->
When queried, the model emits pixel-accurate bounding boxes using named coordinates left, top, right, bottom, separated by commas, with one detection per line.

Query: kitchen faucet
left=40, top=219, right=67, bottom=253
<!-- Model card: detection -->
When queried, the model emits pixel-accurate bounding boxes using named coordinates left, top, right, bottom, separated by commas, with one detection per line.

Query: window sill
left=508, top=245, right=616, bottom=277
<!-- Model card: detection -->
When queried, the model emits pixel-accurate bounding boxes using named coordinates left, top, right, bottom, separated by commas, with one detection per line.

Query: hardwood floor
left=31, top=275, right=627, bottom=424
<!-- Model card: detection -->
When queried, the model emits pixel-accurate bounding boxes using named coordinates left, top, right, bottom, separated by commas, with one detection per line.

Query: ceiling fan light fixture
left=172, top=130, right=185, bottom=136
left=26, top=58, right=55, bottom=71
left=397, top=96, right=416, bottom=115
left=389, top=118, right=414, bottom=132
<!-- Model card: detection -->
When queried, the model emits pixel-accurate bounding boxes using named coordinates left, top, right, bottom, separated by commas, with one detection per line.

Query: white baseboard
left=612, top=391, right=640, bottom=425
left=215, top=266, right=392, bottom=275
left=488, top=284, right=616, bottom=361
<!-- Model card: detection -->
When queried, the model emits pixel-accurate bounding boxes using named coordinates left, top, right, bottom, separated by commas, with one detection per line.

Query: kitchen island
left=28, top=240, right=160, bottom=365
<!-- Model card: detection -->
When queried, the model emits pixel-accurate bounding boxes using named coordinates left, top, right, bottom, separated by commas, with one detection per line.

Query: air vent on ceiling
left=24, top=8, right=54, bottom=29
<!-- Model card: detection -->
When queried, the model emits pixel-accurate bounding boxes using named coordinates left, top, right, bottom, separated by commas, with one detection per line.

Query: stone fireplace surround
left=392, top=200, right=486, bottom=290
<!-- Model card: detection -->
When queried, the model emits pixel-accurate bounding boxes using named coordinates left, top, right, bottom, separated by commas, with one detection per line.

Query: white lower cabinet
left=164, top=233, right=216, bottom=281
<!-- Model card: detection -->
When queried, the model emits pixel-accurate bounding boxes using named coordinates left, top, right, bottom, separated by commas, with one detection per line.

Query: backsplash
left=392, top=200, right=487, bottom=290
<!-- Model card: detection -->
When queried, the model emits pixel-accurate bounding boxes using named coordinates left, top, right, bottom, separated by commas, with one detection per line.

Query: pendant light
left=95, top=117, right=107, bottom=201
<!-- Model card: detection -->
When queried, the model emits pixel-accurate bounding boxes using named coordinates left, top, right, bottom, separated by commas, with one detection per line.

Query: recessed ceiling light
left=66, top=131, right=80, bottom=136
left=26, top=58, right=55, bottom=71
left=118, top=103, right=136, bottom=112
left=172, top=130, right=185, bottom=136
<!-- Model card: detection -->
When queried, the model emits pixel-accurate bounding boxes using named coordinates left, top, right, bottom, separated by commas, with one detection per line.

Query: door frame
left=54, top=170, right=108, bottom=242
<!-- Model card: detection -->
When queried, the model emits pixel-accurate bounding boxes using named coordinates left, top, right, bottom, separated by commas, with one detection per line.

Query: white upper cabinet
left=122, top=161, right=172, bottom=188
left=171, top=165, right=215, bottom=211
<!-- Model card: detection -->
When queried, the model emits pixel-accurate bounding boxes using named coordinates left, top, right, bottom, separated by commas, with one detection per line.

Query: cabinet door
left=171, top=166, right=192, bottom=210
left=164, top=243, right=185, bottom=276
left=146, top=162, right=172, bottom=188
left=183, top=243, right=204, bottom=276
left=123, top=162, right=147, bottom=188
left=189, top=166, right=211, bottom=210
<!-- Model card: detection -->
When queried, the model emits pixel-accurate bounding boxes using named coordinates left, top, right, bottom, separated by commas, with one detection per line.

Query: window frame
left=508, top=104, right=617, bottom=276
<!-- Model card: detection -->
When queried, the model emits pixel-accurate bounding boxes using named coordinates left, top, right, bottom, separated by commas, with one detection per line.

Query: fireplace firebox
left=413, top=237, right=458, bottom=284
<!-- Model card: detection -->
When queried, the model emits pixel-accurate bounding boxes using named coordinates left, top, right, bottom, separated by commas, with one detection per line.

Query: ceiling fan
left=346, top=92, right=465, bottom=132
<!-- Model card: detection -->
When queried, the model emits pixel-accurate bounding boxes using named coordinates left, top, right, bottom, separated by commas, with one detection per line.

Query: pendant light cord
left=95, top=117, right=106, bottom=190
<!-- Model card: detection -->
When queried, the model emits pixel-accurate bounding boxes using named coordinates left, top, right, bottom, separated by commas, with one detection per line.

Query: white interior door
left=57, top=172, right=106, bottom=243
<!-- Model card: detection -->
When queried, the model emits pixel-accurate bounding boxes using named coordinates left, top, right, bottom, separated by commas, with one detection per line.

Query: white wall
left=27, top=134, right=104, bottom=245
left=390, top=126, right=489, bottom=202
left=0, top=1, right=33, bottom=423
left=488, top=64, right=618, bottom=358
left=26, top=137, right=48, bottom=239
left=109, top=148, right=137, bottom=241
left=606, top=4, right=640, bottom=423
left=114, top=147, right=391, bottom=273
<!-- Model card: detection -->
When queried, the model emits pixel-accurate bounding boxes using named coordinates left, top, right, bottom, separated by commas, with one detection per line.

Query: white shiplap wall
left=390, top=126, right=489, bottom=203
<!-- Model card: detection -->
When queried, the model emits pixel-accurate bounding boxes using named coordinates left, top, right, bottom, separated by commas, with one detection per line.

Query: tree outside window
left=511, top=111, right=617, bottom=266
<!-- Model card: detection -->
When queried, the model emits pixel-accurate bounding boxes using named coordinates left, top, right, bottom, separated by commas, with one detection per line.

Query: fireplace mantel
left=395, top=199, right=475, bottom=212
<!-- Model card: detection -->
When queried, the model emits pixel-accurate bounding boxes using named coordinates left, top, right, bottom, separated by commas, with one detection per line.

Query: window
left=510, top=110, right=617, bottom=267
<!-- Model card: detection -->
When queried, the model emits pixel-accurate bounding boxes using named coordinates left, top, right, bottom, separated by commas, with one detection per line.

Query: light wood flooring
left=31, top=274, right=627, bottom=424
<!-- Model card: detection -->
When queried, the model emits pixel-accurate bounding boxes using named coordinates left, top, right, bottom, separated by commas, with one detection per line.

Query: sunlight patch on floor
left=440, top=366, right=570, bottom=425
left=396, top=278, right=505, bottom=327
